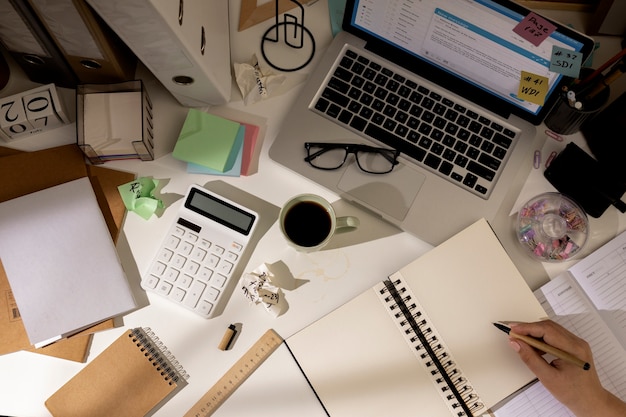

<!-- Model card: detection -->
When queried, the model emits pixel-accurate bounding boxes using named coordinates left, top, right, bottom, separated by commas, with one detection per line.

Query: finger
left=510, top=338, right=559, bottom=381
left=510, top=321, right=580, bottom=351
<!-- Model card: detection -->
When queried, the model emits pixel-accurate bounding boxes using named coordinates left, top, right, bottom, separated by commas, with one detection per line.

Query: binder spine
left=130, top=328, right=190, bottom=385
left=1, top=0, right=78, bottom=88
left=377, top=279, right=484, bottom=417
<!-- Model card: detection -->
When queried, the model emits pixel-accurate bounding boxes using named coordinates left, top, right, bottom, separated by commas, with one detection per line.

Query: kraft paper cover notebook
left=46, top=328, right=189, bottom=417
left=285, top=219, right=546, bottom=417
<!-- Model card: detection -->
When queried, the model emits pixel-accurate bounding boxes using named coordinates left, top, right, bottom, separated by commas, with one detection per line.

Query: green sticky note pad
left=187, top=125, right=245, bottom=176
left=173, top=109, right=242, bottom=172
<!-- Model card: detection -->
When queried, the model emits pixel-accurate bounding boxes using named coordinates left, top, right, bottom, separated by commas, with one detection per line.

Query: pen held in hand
left=493, top=322, right=590, bottom=371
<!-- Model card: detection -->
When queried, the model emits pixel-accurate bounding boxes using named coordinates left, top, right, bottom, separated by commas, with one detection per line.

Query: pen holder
left=544, top=73, right=610, bottom=135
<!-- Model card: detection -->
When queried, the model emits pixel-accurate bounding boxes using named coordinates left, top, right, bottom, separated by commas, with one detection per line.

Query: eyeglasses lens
left=307, top=146, right=347, bottom=169
left=356, top=150, right=396, bottom=173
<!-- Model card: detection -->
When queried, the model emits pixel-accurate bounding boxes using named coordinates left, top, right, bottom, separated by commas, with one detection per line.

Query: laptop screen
left=345, top=0, right=594, bottom=125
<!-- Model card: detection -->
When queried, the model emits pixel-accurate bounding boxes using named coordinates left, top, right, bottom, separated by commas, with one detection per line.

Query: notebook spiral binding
left=130, top=327, right=190, bottom=385
left=379, top=278, right=484, bottom=417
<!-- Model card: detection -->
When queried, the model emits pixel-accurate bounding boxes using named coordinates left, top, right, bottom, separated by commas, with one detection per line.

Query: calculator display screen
left=186, top=188, right=255, bottom=235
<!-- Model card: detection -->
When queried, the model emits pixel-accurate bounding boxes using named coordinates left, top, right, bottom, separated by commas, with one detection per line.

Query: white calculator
left=141, top=185, right=258, bottom=318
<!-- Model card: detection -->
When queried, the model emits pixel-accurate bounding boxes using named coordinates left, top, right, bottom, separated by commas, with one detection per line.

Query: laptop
left=269, top=0, right=594, bottom=244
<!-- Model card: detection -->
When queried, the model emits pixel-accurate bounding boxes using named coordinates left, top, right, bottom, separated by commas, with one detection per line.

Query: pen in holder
left=544, top=68, right=610, bottom=135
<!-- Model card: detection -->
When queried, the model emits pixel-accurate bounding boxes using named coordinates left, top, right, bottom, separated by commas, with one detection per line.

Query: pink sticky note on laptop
left=513, top=12, right=557, bottom=47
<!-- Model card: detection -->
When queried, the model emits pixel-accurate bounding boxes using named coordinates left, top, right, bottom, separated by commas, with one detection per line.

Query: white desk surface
left=1, top=2, right=624, bottom=416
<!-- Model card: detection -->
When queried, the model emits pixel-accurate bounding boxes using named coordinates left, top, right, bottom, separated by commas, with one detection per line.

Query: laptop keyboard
left=311, top=48, right=519, bottom=199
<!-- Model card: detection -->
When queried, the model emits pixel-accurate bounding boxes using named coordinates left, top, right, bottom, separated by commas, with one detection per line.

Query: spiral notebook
left=285, top=219, right=546, bottom=416
left=45, top=328, right=189, bottom=417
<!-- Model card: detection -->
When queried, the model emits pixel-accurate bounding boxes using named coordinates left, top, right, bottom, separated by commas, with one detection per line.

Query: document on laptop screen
left=351, top=0, right=587, bottom=117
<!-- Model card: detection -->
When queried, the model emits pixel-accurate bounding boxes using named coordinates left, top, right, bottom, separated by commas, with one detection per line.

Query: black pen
left=493, top=322, right=590, bottom=371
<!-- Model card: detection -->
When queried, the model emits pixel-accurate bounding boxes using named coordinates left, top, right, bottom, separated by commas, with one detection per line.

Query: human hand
left=509, top=320, right=626, bottom=417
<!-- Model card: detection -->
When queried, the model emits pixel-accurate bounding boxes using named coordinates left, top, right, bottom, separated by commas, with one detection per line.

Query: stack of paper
left=0, top=145, right=136, bottom=361
left=0, top=177, right=137, bottom=348
left=172, top=109, right=262, bottom=177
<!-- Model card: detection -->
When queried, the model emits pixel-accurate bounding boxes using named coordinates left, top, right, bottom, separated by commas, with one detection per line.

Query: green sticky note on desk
left=187, top=125, right=245, bottom=176
left=173, top=109, right=242, bottom=172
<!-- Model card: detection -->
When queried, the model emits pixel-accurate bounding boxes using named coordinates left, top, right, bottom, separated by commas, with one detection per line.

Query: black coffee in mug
left=283, top=201, right=332, bottom=247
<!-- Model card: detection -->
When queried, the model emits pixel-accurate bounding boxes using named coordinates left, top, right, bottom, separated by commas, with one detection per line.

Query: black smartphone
left=544, top=142, right=626, bottom=218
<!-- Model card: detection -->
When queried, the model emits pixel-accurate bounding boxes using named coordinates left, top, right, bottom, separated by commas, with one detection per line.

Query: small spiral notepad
left=285, top=219, right=547, bottom=417
left=45, top=328, right=189, bottom=417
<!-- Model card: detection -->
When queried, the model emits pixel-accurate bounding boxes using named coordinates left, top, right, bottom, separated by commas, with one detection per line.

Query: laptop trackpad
left=337, top=163, right=425, bottom=221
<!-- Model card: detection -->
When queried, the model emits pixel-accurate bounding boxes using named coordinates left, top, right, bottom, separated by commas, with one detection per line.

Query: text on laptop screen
left=351, top=0, right=587, bottom=117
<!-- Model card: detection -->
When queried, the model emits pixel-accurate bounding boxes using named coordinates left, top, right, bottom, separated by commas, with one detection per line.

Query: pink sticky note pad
left=240, top=122, right=261, bottom=176
left=513, top=12, right=557, bottom=47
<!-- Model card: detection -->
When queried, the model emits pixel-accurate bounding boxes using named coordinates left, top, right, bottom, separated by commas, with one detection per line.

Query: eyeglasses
left=304, top=142, right=400, bottom=174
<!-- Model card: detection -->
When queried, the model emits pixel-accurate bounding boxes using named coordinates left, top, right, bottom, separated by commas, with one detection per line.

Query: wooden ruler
left=183, top=329, right=284, bottom=417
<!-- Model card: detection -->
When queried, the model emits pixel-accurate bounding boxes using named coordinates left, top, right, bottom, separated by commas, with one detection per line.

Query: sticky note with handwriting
left=550, top=46, right=582, bottom=78
left=518, top=71, right=549, bottom=105
left=118, top=178, right=163, bottom=220
left=513, top=12, right=556, bottom=47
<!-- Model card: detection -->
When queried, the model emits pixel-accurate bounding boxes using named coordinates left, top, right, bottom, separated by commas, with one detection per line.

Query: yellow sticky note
left=518, top=71, right=549, bottom=105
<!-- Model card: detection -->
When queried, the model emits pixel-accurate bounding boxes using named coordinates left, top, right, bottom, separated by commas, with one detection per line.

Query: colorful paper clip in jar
left=516, top=192, right=588, bottom=262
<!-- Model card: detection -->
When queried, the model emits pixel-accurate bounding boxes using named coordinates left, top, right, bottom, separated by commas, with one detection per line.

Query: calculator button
left=199, top=239, right=211, bottom=250
left=184, top=281, right=206, bottom=308
left=198, top=267, right=213, bottom=281
left=207, top=254, right=220, bottom=268
left=211, top=274, right=227, bottom=288
left=157, top=281, right=173, bottom=295
left=187, top=233, right=199, bottom=243
left=172, top=254, right=186, bottom=269
left=225, top=251, right=238, bottom=262
left=179, top=241, right=194, bottom=255
left=172, top=287, right=186, bottom=302
left=197, top=300, right=213, bottom=316
left=231, top=242, right=243, bottom=252
left=184, top=261, right=200, bottom=276
left=145, top=275, right=159, bottom=289
left=166, top=236, right=181, bottom=249
left=164, top=267, right=180, bottom=281
left=212, top=245, right=225, bottom=255
left=173, top=226, right=185, bottom=237
left=205, top=287, right=220, bottom=301
left=218, top=260, right=233, bottom=275
left=158, top=249, right=174, bottom=262
left=151, top=262, right=167, bottom=276
left=192, top=248, right=207, bottom=262
left=177, top=274, right=193, bottom=289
